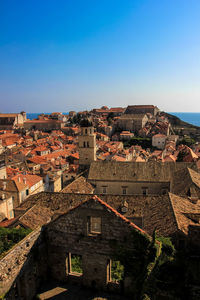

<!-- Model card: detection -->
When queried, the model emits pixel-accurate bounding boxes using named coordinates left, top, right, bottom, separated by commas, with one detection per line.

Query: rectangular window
left=102, top=186, right=107, bottom=194
left=88, top=216, right=101, bottom=235
left=162, top=188, right=168, bottom=195
left=142, top=187, right=148, bottom=195
left=122, top=186, right=127, bottom=195
left=67, top=253, right=83, bottom=275
left=107, top=260, right=124, bottom=283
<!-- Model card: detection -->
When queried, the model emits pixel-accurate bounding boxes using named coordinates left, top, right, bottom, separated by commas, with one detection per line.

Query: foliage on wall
left=0, top=227, right=32, bottom=257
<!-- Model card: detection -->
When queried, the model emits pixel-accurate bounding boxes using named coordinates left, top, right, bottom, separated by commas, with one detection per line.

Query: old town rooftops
left=171, top=167, right=200, bottom=195
left=61, top=176, right=94, bottom=194
left=169, top=193, right=200, bottom=234
left=13, top=191, right=183, bottom=237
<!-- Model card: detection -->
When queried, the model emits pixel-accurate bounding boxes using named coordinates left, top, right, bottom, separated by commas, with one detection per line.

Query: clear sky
left=1, top=0, right=200, bottom=113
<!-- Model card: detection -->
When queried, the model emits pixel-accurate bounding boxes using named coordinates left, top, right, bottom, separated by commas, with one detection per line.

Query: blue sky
left=1, top=0, right=200, bottom=112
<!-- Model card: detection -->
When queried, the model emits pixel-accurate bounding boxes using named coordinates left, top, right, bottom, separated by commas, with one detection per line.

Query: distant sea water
left=27, top=112, right=200, bottom=127
left=169, top=112, right=200, bottom=127
left=27, top=113, right=68, bottom=120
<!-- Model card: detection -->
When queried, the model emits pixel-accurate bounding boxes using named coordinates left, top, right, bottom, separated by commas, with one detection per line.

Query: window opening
left=107, top=260, right=124, bottom=283
left=102, top=186, right=107, bottom=194
left=122, top=187, right=127, bottom=195
left=68, top=253, right=83, bottom=275
left=142, top=187, right=148, bottom=195
left=88, top=216, right=101, bottom=234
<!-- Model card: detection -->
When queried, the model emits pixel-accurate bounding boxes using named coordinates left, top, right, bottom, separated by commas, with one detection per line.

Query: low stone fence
left=0, top=228, right=42, bottom=297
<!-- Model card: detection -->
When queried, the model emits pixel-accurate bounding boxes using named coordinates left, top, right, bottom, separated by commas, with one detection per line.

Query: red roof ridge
left=49, top=194, right=149, bottom=238
left=93, top=195, right=148, bottom=236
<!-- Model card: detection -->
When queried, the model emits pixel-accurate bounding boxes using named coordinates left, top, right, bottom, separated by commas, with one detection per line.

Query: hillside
left=162, top=112, right=200, bottom=139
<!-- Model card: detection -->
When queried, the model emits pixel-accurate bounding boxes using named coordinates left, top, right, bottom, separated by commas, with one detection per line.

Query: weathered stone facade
left=78, top=122, right=96, bottom=167
left=88, top=161, right=197, bottom=196
left=0, top=228, right=47, bottom=299
left=115, top=114, right=148, bottom=133
left=46, top=196, right=148, bottom=290
left=1, top=196, right=153, bottom=299
left=0, top=112, right=26, bottom=130
left=0, top=159, right=7, bottom=180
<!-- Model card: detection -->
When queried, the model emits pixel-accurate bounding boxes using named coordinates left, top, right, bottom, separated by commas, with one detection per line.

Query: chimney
left=18, top=177, right=21, bottom=182
left=121, top=200, right=128, bottom=213
left=3, top=181, right=6, bottom=190
left=23, top=178, right=27, bottom=185
left=1, top=193, right=5, bottom=200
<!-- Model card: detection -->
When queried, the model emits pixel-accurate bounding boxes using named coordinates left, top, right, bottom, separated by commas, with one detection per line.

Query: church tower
left=78, top=119, right=96, bottom=167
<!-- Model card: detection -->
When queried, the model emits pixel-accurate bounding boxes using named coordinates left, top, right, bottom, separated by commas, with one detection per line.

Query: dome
left=101, top=106, right=109, bottom=110
left=80, top=118, right=93, bottom=127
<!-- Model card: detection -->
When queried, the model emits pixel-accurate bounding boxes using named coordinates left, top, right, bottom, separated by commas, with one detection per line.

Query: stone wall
left=188, top=225, right=200, bottom=247
left=0, top=196, right=14, bottom=220
left=46, top=199, right=148, bottom=291
left=0, top=228, right=47, bottom=299
left=90, top=180, right=170, bottom=195
left=0, top=165, right=7, bottom=180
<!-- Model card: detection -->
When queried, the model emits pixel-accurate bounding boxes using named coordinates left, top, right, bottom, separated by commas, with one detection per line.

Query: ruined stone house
left=0, top=196, right=155, bottom=299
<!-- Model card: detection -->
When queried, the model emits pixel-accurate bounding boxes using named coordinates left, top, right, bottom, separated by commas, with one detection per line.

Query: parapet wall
left=0, top=227, right=46, bottom=299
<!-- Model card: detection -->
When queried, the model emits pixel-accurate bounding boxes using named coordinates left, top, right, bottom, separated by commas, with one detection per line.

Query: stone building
left=0, top=179, right=28, bottom=208
left=0, top=195, right=155, bottom=299
left=88, top=161, right=197, bottom=196
left=24, top=119, right=64, bottom=131
left=0, top=191, right=14, bottom=220
left=13, top=189, right=200, bottom=243
left=2, top=189, right=200, bottom=299
left=48, top=174, right=62, bottom=192
left=0, top=174, right=44, bottom=209
left=78, top=119, right=96, bottom=167
left=171, top=167, right=200, bottom=198
left=124, top=105, right=159, bottom=116
left=0, top=158, right=7, bottom=179
left=61, top=176, right=94, bottom=194
left=0, top=112, right=26, bottom=130
left=152, top=134, right=167, bottom=149
left=46, top=196, right=151, bottom=290
left=115, top=114, right=148, bottom=133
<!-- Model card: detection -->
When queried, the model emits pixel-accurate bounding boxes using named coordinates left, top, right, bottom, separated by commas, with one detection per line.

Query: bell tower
left=79, top=119, right=96, bottom=167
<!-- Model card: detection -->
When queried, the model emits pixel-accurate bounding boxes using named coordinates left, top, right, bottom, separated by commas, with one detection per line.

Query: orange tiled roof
left=0, top=218, right=18, bottom=228
left=25, top=119, right=62, bottom=123
left=12, top=175, right=29, bottom=191
left=12, top=174, right=42, bottom=188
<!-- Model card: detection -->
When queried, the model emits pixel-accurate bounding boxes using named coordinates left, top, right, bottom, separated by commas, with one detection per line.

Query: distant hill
left=161, top=112, right=200, bottom=140
left=163, top=112, right=199, bottom=128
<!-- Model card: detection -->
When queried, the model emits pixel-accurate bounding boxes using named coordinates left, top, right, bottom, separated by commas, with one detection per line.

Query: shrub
left=0, top=227, right=31, bottom=256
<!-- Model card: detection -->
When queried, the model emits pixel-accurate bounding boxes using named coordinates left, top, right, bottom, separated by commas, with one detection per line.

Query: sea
left=27, top=113, right=68, bottom=120
left=27, top=112, right=200, bottom=127
left=169, top=112, right=200, bottom=127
